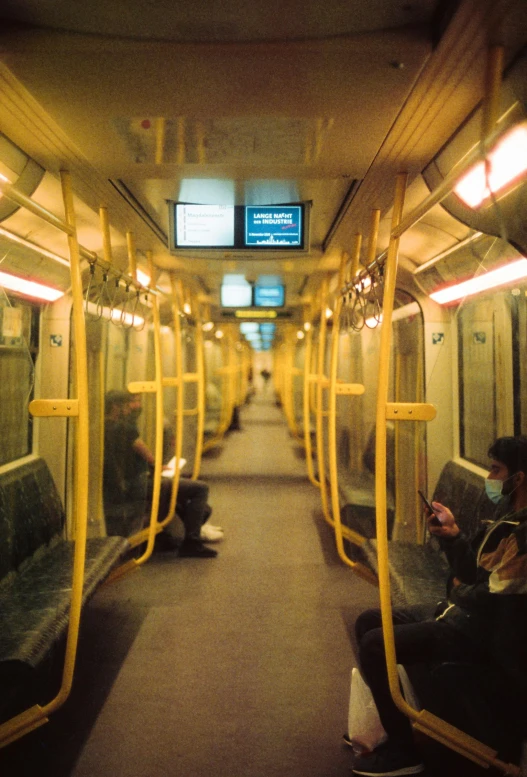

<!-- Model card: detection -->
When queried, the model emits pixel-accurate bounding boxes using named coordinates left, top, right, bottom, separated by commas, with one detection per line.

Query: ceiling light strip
left=429, top=258, right=527, bottom=304
left=0, top=270, right=64, bottom=302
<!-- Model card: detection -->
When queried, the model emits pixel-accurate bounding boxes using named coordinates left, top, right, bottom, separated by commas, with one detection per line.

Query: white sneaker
left=206, top=523, right=224, bottom=533
left=200, top=524, right=224, bottom=542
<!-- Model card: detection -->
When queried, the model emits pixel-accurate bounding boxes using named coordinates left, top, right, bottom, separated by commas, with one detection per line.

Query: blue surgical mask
left=485, top=473, right=518, bottom=505
left=485, top=478, right=505, bottom=504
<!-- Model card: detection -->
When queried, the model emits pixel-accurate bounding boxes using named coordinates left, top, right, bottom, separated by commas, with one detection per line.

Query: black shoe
left=154, top=532, right=180, bottom=553
left=178, top=540, right=218, bottom=558
left=351, top=740, right=424, bottom=776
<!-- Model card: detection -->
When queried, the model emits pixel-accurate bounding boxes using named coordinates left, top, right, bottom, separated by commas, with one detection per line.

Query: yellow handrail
left=303, top=315, right=319, bottom=487
left=315, top=276, right=331, bottom=524
left=327, top=240, right=377, bottom=583
left=0, top=170, right=90, bottom=746
left=111, top=251, right=164, bottom=568
left=191, top=302, right=206, bottom=479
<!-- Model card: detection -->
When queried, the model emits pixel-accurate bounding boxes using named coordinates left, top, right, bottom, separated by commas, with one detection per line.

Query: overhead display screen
left=170, top=202, right=307, bottom=251
left=220, top=284, right=253, bottom=308
left=175, top=204, right=235, bottom=248
left=253, top=285, right=285, bottom=307
left=245, top=206, right=303, bottom=247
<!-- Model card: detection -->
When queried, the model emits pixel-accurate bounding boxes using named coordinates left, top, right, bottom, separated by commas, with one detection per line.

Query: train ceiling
left=0, top=0, right=526, bottom=316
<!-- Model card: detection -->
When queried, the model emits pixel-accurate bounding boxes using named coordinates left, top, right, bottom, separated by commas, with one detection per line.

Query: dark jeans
left=356, top=607, right=486, bottom=746
left=158, top=476, right=209, bottom=542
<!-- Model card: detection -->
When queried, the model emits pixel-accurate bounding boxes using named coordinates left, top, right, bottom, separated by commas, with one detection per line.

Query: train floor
left=0, top=392, right=508, bottom=777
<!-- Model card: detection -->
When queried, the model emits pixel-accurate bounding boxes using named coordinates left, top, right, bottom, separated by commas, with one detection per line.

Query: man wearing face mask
left=351, top=436, right=527, bottom=777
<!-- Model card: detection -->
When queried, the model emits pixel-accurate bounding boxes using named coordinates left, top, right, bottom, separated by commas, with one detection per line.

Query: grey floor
left=2, top=392, right=381, bottom=777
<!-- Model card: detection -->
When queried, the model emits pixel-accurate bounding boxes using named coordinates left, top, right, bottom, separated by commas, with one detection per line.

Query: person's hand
left=426, top=501, right=460, bottom=538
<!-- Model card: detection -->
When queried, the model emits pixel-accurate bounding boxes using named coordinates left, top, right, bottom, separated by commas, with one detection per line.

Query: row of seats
left=0, top=458, right=128, bottom=723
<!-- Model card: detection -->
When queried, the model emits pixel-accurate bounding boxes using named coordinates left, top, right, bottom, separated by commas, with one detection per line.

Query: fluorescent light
left=430, top=259, right=527, bottom=304
left=136, top=268, right=150, bottom=286
left=0, top=270, right=64, bottom=302
left=454, top=123, right=527, bottom=208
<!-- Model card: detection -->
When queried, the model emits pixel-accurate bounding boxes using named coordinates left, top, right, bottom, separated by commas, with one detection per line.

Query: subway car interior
left=0, top=0, right=527, bottom=775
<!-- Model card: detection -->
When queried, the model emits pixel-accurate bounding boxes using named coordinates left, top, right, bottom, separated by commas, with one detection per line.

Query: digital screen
left=220, top=284, right=253, bottom=308
left=245, top=206, right=303, bottom=247
left=170, top=202, right=307, bottom=251
left=253, top=285, right=285, bottom=307
left=175, top=204, right=235, bottom=247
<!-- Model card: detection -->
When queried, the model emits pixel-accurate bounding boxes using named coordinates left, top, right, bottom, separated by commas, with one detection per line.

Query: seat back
left=0, top=458, right=64, bottom=584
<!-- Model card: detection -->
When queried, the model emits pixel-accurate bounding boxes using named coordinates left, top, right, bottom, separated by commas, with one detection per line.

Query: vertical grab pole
left=316, top=276, right=331, bottom=524
left=328, top=238, right=375, bottom=569
left=42, top=170, right=90, bottom=713
left=192, top=299, right=206, bottom=480
left=303, top=313, right=319, bottom=487
left=375, top=171, right=408, bottom=713
left=166, top=274, right=184, bottom=520
left=133, top=251, right=164, bottom=565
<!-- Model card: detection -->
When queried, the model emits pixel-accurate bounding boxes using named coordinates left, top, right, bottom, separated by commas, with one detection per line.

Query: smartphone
left=418, top=490, right=441, bottom=526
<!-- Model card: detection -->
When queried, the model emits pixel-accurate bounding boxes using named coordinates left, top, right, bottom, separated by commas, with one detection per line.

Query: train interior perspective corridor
left=1, top=0, right=527, bottom=775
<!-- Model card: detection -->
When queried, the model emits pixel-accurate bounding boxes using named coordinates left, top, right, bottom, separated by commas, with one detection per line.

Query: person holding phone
left=350, top=435, right=527, bottom=777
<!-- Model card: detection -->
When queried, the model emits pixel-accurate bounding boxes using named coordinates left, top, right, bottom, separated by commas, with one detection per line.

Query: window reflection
left=458, top=288, right=517, bottom=466
left=0, top=294, right=37, bottom=466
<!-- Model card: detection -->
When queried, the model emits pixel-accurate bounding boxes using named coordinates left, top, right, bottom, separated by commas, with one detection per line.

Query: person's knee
left=355, top=608, right=383, bottom=644
left=358, top=627, right=385, bottom=674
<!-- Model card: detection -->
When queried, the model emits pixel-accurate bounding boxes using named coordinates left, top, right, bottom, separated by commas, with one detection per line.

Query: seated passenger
left=104, top=391, right=221, bottom=558
left=351, top=435, right=527, bottom=776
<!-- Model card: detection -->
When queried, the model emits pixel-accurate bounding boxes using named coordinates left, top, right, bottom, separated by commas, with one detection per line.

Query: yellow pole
left=374, top=171, right=407, bottom=715
left=167, top=275, right=184, bottom=519
left=132, top=251, right=164, bottom=565
left=100, top=206, right=113, bottom=265
left=327, top=238, right=375, bottom=574
left=44, top=169, right=90, bottom=711
left=316, top=276, right=331, bottom=524
left=127, top=231, right=138, bottom=282
left=303, top=313, right=319, bottom=487
left=192, top=300, right=206, bottom=479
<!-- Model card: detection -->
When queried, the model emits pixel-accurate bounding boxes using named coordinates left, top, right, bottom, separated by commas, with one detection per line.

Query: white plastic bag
left=347, top=666, right=420, bottom=754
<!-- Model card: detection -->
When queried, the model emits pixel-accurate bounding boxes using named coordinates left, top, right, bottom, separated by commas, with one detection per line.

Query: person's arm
left=132, top=437, right=155, bottom=467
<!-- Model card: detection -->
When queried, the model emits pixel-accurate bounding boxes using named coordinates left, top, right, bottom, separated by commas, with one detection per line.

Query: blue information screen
left=254, top=285, right=285, bottom=307
left=245, top=206, right=303, bottom=247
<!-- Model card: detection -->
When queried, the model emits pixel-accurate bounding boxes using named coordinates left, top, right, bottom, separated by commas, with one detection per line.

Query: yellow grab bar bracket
left=335, top=383, right=365, bottom=396
left=385, top=402, right=436, bottom=421
left=128, top=381, right=156, bottom=393
left=29, top=399, right=79, bottom=417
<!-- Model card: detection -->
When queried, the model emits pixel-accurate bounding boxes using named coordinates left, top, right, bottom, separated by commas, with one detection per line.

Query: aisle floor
left=3, top=393, right=380, bottom=777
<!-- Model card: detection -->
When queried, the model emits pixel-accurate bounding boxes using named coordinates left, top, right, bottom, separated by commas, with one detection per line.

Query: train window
left=0, top=293, right=38, bottom=466
left=458, top=288, right=516, bottom=467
